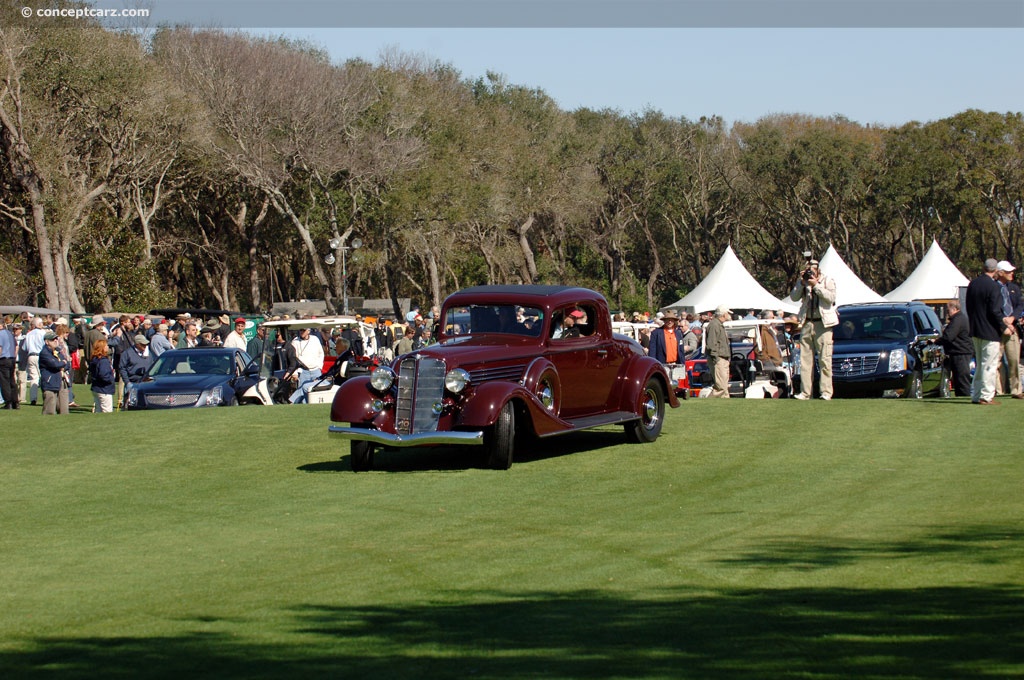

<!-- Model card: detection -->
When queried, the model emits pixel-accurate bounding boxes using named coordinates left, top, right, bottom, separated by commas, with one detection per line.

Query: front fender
left=329, top=376, right=381, bottom=423
left=456, top=381, right=571, bottom=436
left=455, top=381, right=517, bottom=427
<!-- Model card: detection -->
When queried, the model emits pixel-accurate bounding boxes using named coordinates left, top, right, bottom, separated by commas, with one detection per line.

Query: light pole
left=326, top=237, right=361, bottom=314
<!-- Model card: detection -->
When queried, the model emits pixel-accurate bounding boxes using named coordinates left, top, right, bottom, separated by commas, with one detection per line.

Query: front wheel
left=350, top=440, right=374, bottom=472
left=625, top=378, right=666, bottom=443
left=483, top=402, right=515, bottom=470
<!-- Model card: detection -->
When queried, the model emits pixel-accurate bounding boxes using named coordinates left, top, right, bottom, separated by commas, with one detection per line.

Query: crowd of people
left=2, top=258, right=1022, bottom=411
left=636, top=255, right=1024, bottom=402
left=0, top=311, right=267, bottom=414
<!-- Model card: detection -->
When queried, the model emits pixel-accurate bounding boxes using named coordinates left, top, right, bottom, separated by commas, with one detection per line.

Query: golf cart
left=258, top=316, right=378, bottom=404
left=689, top=319, right=794, bottom=398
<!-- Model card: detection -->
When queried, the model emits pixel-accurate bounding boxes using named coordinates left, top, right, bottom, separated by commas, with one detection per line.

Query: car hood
left=137, top=374, right=228, bottom=392
left=405, top=336, right=545, bottom=367
left=833, top=339, right=905, bottom=354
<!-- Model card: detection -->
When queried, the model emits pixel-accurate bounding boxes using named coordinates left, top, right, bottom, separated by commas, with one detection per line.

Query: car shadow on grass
left=3, top=585, right=1023, bottom=679
left=299, top=429, right=631, bottom=473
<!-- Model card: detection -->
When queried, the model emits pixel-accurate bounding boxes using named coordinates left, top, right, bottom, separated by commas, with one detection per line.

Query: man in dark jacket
left=965, top=258, right=1010, bottom=404
left=119, top=334, right=154, bottom=401
left=39, top=331, right=71, bottom=415
left=648, top=311, right=685, bottom=364
left=939, top=300, right=973, bottom=397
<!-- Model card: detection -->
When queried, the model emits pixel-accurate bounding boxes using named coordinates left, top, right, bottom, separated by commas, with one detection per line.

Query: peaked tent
left=884, top=239, right=969, bottom=301
left=818, top=244, right=887, bottom=306
left=666, top=245, right=798, bottom=314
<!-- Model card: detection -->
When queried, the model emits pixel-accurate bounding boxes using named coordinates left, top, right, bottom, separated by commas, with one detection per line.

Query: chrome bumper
left=328, top=425, right=484, bottom=447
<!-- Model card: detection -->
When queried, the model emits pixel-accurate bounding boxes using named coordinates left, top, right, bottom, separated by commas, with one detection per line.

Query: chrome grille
left=394, top=357, right=446, bottom=435
left=832, top=354, right=880, bottom=377
left=146, top=393, right=201, bottom=407
left=469, top=363, right=527, bottom=383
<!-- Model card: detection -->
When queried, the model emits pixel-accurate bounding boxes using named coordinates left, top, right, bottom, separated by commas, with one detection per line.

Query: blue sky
left=270, top=28, right=1024, bottom=127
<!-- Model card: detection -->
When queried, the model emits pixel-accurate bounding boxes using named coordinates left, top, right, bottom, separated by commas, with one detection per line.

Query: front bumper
left=328, top=425, right=484, bottom=447
left=832, top=371, right=911, bottom=396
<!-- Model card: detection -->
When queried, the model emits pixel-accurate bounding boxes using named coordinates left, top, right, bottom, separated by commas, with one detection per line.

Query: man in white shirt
left=223, top=318, right=248, bottom=351
left=23, top=317, right=47, bottom=405
left=289, top=327, right=325, bottom=404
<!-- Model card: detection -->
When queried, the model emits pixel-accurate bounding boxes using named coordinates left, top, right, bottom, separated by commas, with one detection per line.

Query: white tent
left=884, top=239, right=969, bottom=301
left=666, top=245, right=798, bottom=314
left=818, top=244, right=887, bottom=306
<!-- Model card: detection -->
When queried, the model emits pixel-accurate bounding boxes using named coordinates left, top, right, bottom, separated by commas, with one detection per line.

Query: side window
left=551, top=305, right=590, bottom=341
left=914, top=309, right=940, bottom=335
left=575, top=304, right=598, bottom=337
left=550, top=309, right=564, bottom=338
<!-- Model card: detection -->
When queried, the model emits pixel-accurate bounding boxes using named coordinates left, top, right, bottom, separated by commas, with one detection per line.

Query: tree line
left=2, top=17, right=1022, bottom=316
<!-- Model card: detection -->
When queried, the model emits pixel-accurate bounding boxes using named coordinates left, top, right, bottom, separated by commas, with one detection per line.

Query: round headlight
left=370, top=366, right=396, bottom=392
left=444, top=368, right=471, bottom=394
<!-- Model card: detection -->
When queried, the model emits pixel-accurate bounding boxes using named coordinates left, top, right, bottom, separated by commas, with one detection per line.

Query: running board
left=539, top=411, right=638, bottom=438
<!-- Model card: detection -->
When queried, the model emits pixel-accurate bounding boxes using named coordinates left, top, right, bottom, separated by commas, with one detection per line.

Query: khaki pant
left=26, top=354, right=40, bottom=403
left=972, top=337, right=1001, bottom=403
left=42, top=388, right=69, bottom=415
left=709, top=356, right=731, bottom=398
left=93, top=392, right=114, bottom=413
left=799, top=320, right=834, bottom=399
left=998, top=331, right=1021, bottom=395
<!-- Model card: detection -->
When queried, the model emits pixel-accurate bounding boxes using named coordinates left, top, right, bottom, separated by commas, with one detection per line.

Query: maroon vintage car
left=328, top=285, right=680, bottom=470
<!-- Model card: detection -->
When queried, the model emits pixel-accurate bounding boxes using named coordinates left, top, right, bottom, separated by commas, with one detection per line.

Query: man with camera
left=790, top=257, right=838, bottom=400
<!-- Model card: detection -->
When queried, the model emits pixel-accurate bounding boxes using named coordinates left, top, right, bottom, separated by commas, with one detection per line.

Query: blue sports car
left=124, top=348, right=271, bottom=409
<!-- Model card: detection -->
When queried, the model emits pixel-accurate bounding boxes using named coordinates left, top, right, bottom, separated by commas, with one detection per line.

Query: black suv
left=831, top=302, right=946, bottom=398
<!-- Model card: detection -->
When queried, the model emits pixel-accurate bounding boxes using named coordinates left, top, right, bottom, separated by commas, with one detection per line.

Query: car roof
left=444, top=285, right=607, bottom=307
left=838, top=302, right=930, bottom=312
left=160, top=348, right=239, bottom=356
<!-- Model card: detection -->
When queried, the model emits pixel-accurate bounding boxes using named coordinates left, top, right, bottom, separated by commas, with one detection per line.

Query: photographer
left=790, top=257, right=838, bottom=400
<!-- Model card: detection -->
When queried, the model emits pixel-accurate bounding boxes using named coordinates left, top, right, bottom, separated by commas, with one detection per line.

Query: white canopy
left=884, top=239, right=969, bottom=301
left=818, top=244, right=887, bottom=306
left=666, top=245, right=798, bottom=314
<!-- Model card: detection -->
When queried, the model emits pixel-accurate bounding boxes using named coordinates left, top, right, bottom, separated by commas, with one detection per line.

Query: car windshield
left=835, top=312, right=912, bottom=341
left=442, top=304, right=544, bottom=338
left=150, top=352, right=234, bottom=376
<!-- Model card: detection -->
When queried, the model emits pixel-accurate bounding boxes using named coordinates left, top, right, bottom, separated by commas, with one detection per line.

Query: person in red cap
left=552, top=309, right=582, bottom=339
left=223, top=317, right=248, bottom=351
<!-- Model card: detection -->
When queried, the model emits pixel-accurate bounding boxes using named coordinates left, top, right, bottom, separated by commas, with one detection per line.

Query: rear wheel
left=483, top=402, right=515, bottom=470
left=625, top=378, right=665, bottom=443
left=350, top=440, right=374, bottom=472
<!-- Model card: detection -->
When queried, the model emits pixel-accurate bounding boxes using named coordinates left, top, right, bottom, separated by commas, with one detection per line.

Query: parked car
left=831, top=301, right=945, bottom=398
left=124, top=348, right=270, bottom=409
left=328, top=285, right=681, bottom=470
left=686, top=319, right=794, bottom=398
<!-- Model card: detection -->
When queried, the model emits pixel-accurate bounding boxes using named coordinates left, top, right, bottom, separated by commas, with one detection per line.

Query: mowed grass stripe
left=1, top=396, right=1021, bottom=677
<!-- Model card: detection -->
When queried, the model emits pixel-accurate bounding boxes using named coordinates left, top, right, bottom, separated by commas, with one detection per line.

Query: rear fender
left=616, top=361, right=679, bottom=412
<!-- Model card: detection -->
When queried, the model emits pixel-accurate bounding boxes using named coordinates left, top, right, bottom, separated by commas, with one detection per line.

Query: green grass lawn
left=1, top=394, right=1022, bottom=678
